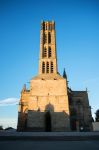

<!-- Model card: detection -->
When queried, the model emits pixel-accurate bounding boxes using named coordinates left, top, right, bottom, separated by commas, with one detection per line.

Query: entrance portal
left=45, top=112, right=51, bottom=132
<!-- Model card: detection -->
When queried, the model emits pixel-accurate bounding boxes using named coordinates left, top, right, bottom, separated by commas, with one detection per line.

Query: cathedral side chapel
left=17, top=21, right=92, bottom=132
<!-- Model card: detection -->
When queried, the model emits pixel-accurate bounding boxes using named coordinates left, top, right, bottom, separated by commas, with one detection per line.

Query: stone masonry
left=17, top=21, right=92, bottom=132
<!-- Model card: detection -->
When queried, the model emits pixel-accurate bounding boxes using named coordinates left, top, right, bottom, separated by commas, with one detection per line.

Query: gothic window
left=44, top=48, right=47, bottom=57
left=42, top=62, right=45, bottom=73
left=51, top=62, right=53, bottom=73
left=48, top=47, right=51, bottom=58
left=48, top=32, right=51, bottom=43
left=44, top=33, right=47, bottom=44
left=42, top=47, right=47, bottom=58
left=46, top=62, right=49, bottom=73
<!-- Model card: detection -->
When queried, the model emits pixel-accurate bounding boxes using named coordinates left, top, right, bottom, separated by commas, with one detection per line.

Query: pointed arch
left=51, top=61, right=54, bottom=73
left=46, top=62, right=49, bottom=73
left=42, top=61, right=45, bottom=73
left=48, top=47, right=51, bottom=58
left=43, top=33, right=47, bottom=44
left=48, top=32, right=51, bottom=43
left=42, top=47, right=47, bottom=58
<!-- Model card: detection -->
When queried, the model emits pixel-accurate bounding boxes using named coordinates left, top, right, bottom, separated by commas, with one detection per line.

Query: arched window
left=42, top=62, right=45, bottom=73
left=46, top=62, right=49, bottom=73
left=51, top=62, right=53, bottom=73
left=48, top=32, right=51, bottom=43
left=44, top=33, right=47, bottom=44
left=48, top=47, right=51, bottom=57
left=42, top=47, right=47, bottom=58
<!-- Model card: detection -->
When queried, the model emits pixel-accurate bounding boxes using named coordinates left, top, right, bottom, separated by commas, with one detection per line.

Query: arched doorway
left=45, top=111, right=51, bottom=132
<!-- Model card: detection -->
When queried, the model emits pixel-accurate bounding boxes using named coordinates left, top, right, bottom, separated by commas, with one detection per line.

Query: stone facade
left=17, top=21, right=92, bottom=132
left=68, top=89, right=92, bottom=131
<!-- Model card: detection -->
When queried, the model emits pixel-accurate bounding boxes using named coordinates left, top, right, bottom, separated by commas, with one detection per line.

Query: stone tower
left=17, top=21, right=92, bottom=132
left=39, top=21, right=57, bottom=74
left=17, top=21, right=70, bottom=131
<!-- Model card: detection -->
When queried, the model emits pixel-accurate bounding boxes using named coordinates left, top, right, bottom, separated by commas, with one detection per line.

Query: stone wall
left=27, top=111, right=70, bottom=131
left=92, top=122, right=99, bottom=131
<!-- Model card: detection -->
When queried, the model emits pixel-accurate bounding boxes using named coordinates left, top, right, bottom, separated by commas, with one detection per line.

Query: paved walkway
left=0, top=131, right=99, bottom=136
left=1, top=141, right=99, bottom=150
left=0, top=131, right=99, bottom=141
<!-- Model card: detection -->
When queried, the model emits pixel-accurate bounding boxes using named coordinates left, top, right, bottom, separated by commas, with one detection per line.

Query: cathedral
left=17, top=21, right=92, bottom=132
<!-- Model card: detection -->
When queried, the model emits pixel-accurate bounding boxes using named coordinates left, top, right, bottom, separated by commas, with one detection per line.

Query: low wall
left=92, top=122, right=99, bottom=131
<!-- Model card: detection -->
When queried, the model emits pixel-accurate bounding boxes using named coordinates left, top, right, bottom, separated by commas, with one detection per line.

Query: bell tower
left=17, top=20, right=71, bottom=132
left=39, top=21, right=58, bottom=74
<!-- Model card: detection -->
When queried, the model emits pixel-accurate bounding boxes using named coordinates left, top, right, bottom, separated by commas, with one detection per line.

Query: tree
left=95, top=109, right=99, bottom=122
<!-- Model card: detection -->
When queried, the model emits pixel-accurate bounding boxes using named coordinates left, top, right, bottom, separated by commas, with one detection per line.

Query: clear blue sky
left=0, top=0, right=99, bottom=128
